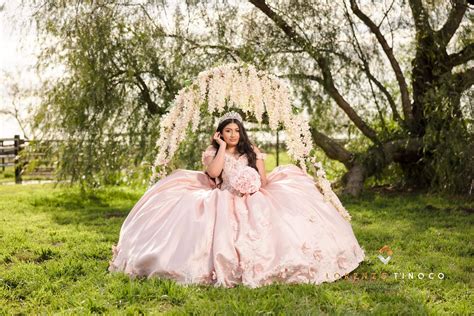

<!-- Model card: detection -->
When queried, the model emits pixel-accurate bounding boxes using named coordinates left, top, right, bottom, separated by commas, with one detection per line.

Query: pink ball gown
left=108, top=146, right=366, bottom=288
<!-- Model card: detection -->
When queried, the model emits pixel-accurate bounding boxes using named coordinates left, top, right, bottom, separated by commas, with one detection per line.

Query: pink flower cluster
left=229, top=166, right=261, bottom=195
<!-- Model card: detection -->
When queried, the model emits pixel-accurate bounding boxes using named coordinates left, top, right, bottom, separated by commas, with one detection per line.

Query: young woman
left=109, top=111, right=365, bottom=288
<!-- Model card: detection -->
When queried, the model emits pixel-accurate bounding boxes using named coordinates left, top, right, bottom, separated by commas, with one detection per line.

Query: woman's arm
left=206, top=131, right=227, bottom=178
left=252, top=145, right=268, bottom=186
left=206, top=144, right=227, bottom=178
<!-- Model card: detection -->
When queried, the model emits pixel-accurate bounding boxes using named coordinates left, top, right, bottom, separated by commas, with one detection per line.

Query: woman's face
left=221, top=122, right=240, bottom=146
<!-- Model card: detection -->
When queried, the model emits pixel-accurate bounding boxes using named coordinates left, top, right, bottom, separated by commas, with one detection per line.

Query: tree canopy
left=29, top=0, right=473, bottom=195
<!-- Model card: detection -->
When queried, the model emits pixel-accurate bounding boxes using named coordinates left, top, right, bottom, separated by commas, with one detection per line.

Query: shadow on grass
left=30, top=185, right=473, bottom=253
left=342, top=190, right=473, bottom=228
left=28, top=186, right=142, bottom=236
left=2, top=184, right=472, bottom=313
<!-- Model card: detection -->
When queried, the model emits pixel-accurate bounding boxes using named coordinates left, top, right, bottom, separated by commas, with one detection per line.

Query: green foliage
left=0, top=184, right=472, bottom=314
left=28, top=1, right=473, bottom=195
left=421, top=91, right=473, bottom=194
left=0, top=167, right=14, bottom=183
left=364, top=163, right=406, bottom=190
left=31, top=3, right=232, bottom=189
left=168, top=112, right=217, bottom=173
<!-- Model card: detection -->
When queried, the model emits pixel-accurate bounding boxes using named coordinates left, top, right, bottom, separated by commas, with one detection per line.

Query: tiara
left=218, top=111, right=243, bottom=125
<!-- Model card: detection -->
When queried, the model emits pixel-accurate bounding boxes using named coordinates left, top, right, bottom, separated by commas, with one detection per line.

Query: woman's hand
left=213, top=131, right=227, bottom=147
left=205, top=172, right=217, bottom=189
left=206, top=134, right=226, bottom=178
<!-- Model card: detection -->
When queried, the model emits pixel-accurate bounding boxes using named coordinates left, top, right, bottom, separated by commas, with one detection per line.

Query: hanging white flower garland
left=150, top=62, right=352, bottom=222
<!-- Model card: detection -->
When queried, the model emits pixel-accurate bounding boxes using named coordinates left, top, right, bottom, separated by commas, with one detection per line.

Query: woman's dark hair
left=208, top=118, right=258, bottom=188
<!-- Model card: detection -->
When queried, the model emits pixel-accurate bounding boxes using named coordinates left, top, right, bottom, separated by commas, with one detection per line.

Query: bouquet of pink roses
left=229, top=166, right=261, bottom=195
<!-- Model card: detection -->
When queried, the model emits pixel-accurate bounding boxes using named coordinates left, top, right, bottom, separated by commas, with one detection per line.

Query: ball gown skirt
left=108, top=164, right=366, bottom=288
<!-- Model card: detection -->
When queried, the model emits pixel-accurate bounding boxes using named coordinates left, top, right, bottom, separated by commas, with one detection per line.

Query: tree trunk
left=342, top=164, right=366, bottom=196
left=340, top=137, right=424, bottom=196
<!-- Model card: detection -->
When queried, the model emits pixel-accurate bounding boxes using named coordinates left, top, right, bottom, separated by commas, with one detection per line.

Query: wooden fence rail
left=0, top=135, right=24, bottom=183
left=1, top=130, right=287, bottom=184
left=0, top=135, right=56, bottom=184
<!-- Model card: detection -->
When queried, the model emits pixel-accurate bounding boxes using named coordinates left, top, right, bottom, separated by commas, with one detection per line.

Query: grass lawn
left=0, top=166, right=55, bottom=184
left=0, top=167, right=15, bottom=184
left=0, top=183, right=472, bottom=314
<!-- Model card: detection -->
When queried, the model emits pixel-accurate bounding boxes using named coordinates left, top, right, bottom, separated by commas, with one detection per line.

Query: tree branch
left=248, top=0, right=312, bottom=52
left=281, top=71, right=380, bottom=143
left=436, top=0, right=468, bottom=47
left=377, top=0, right=396, bottom=29
left=134, top=73, right=165, bottom=116
left=407, top=0, right=433, bottom=37
left=452, top=67, right=474, bottom=93
left=109, top=57, right=167, bottom=116
left=161, top=32, right=243, bottom=61
left=447, top=42, right=474, bottom=67
left=279, top=73, right=323, bottom=82
left=317, top=57, right=380, bottom=143
left=310, top=125, right=355, bottom=169
left=343, top=3, right=403, bottom=125
left=249, top=0, right=379, bottom=143
left=349, top=0, right=413, bottom=124
left=364, top=68, right=403, bottom=124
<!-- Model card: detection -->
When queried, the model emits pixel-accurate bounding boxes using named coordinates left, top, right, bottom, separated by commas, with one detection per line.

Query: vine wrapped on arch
left=150, top=62, right=352, bottom=221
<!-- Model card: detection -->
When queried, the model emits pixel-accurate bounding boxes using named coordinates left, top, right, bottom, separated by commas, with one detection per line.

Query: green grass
left=0, top=166, right=15, bottom=184
left=264, top=150, right=293, bottom=173
left=0, top=166, right=55, bottom=184
left=0, top=183, right=472, bottom=314
left=263, top=149, right=347, bottom=182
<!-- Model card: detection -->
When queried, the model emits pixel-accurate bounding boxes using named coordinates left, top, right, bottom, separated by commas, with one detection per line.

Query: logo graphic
left=377, top=245, right=393, bottom=264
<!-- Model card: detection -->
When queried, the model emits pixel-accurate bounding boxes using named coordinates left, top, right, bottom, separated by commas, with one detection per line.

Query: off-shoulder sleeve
left=202, top=145, right=217, bottom=167
left=252, top=145, right=267, bottom=160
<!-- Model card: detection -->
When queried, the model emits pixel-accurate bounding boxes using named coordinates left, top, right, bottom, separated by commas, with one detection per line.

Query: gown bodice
left=202, top=145, right=264, bottom=195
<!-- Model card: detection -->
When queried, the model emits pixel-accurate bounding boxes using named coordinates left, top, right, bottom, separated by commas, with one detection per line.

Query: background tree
left=242, top=0, right=473, bottom=195
left=30, top=2, right=223, bottom=187
left=28, top=0, right=473, bottom=195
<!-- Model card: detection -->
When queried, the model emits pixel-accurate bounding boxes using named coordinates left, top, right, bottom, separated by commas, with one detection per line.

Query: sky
left=0, top=0, right=206, bottom=140
left=0, top=1, right=175, bottom=140
left=0, top=1, right=38, bottom=139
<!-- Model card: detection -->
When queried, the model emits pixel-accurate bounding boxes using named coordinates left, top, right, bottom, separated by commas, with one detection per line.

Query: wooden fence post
left=276, top=130, right=280, bottom=166
left=1, top=139, right=4, bottom=172
left=14, top=135, right=22, bottom=184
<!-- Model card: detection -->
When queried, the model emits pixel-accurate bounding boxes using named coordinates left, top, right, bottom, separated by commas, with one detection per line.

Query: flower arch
left=150, top=62, right=352, bottom=221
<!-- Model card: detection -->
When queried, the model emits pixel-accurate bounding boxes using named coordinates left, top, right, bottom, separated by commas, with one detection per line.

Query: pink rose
left=229, top=166, right=261, bottom=195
